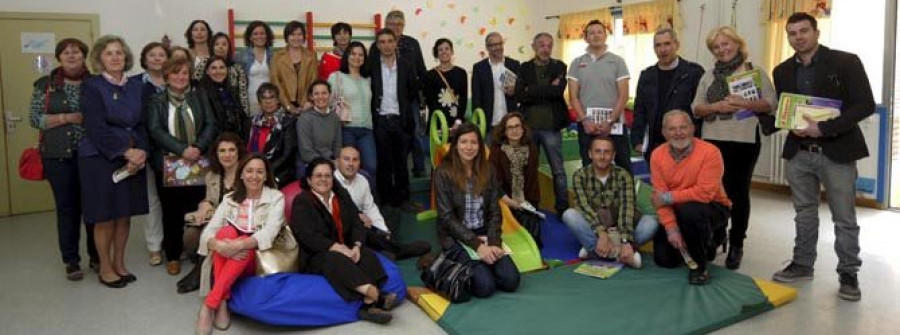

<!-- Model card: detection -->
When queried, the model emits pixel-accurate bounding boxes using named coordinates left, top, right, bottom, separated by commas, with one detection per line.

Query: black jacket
left=369, top=56, right=419, bottom=134
left=515, top=58, right=569, bottom=130
left=199, top=78, right=249, bottom=142
left=145, top=89, right=218, bottom=173
left=251, top=113, right=296, bottom=188
left=630, top=57, right=705, bottom=152
left=471, top=57, right=521, bottom=123
left=434, top=163, right=502, bottom=251
left=771, top=46, right=875, bottom=162
left=290, top=185, right=365, bottom=270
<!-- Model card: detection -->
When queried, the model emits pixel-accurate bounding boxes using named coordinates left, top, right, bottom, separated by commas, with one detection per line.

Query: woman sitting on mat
left=178, top=132, right=247, bottom=294
left=195, top=153, right=285, bottom=334
left=435, top=123, right=521, bottom=298
left=489, top=112, right=543, bottom=248
left=291, top=157, right=397, bottom=324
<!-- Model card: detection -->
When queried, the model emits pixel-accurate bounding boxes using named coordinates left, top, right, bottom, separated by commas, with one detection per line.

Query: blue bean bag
left=228, top=253, right=407, bottom=327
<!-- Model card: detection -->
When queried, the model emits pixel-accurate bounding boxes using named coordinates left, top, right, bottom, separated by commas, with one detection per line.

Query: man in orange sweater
left=650, top=110, right=731, bottom=285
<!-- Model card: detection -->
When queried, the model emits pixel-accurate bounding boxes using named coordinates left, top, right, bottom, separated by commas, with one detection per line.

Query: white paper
left=21, top=32, right=55, bottom=54
left=585, top=107, right=624, bottom=135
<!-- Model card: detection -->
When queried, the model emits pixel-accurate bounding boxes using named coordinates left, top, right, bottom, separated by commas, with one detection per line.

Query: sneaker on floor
left=772, top=262, right=814, bottom=283
left=65, top=263, right=84, bottom=281
left=838, top=272, right=861, bottom=301
left=626, top=252, right=643, bottom=269
left=358, top=307, right=392, bottom=324
left=578, top=248, right=589, bottom=259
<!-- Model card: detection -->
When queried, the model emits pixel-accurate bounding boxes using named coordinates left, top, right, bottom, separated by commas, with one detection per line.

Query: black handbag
left=419, top=252, right=473, bottom=303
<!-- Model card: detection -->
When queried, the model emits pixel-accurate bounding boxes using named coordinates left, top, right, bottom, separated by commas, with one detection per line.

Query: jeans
left=43, top=156, right=97, bottom=265
left=144, top=166, right=164, bottom=252
left=532, top=129, right=568, bottom=212
left=709, top=140, right=761, bottom=247
left=561, top=209, right=658, bottom=252
left=341, top=127, right=378, bottom=179
left=445, top=242, right=520, bottom=298
left=577, top=123, right=633, bottom=173
left=786, top=151, right=861, bottom=274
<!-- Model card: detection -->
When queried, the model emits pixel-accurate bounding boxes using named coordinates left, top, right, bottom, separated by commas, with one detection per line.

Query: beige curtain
left=763, top=8, right=832, bottom=74
left=621, top=0, right=681, bottom=36
left=558, top=8, right=613, bottom=40
left=762, top=0, right=832, bottom=20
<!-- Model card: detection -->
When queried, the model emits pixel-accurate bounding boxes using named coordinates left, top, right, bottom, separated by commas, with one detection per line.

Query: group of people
left=30, top=8, right=871, bottom=334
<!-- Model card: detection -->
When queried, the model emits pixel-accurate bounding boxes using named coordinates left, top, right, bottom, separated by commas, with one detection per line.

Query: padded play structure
left=225, top=182, right=407, bottom=327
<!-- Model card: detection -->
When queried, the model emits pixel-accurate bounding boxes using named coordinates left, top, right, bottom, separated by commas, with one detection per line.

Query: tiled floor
left=0, top=190, right=897, bottom=334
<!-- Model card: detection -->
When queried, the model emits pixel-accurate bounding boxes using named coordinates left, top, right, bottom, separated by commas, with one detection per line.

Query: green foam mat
left=435, top=262, right=772, bottom=335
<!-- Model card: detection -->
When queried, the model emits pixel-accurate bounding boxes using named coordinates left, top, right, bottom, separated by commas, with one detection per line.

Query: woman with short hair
left=79, top=35, right=148, bottom=288
left=319, top=22, right=352, bottom=81
left=270, top=20, right=318, bottom=114
left=296, top=80, right=342, bottom=178
left=423, top=38, right=468, bottom=127
left=29, top=37, right=99, bottom=280
left=146, top=57, right=218, bottom=276
left=247, top=83, right=297, bottom=187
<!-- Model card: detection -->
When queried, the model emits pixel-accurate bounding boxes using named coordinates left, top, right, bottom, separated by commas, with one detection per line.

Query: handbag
left=419, top=252, right=473, bottom=303
left=255, top=225, right=300, bottom=276
left=18, top=144, right=44, bottom=181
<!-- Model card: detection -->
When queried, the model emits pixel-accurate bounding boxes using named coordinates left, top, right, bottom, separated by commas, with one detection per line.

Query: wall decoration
left=460, top=15, right=467, bottom=24
left=21, top=32, right=55, bottom=54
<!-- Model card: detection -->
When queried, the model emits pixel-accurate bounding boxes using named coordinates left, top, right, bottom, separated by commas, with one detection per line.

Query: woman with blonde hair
left=691, top=26, right=777, bottom=270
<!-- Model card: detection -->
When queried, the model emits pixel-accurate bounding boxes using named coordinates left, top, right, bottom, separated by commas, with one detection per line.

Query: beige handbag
left=255, top=225, right=300, bottom=276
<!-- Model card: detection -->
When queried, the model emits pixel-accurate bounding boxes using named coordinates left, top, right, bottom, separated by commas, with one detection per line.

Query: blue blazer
left=79, top=75, right=148, bottom=161
left=471, top=57, right=520, bottom=125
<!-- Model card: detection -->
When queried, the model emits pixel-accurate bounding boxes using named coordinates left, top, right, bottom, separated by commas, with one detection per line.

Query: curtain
left=621, top=0, right=681, bottom=36
left=557, top=8, right=613, bottom=40
left=763, top=16, right=831, bottom=74
left=762, top=0, right=832, bottom=21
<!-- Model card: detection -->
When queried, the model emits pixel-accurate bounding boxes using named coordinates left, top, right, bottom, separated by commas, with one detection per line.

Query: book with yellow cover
left=775, top=93, right=841, bottom=129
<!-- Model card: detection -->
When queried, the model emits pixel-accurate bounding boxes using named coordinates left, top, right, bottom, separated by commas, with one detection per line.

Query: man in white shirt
left=472, top=32, right=521, bottom=136
left=335, top=146, right=431, bottom=260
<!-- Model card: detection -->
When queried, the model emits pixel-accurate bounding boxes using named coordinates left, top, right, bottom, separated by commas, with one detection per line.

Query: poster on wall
left=21, top=32, right=55, bottom=54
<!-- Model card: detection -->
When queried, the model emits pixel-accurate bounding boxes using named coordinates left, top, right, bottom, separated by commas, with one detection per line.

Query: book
left=162, top=156, right=210, bottom=187
left=500, top=69, right=517, bottom=88
left=727, top=68, right=762, bottom=120
left=460, top=241, right=514, bottom=261
left=774, top=93, right=842, bottom=129
left=573, top=260, right=624, bottom=279
left=585, top=107, right=624, bottom=135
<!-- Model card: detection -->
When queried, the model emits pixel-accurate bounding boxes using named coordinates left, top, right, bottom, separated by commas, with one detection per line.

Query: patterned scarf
left=168, top=87, right=196, bottom=145
left=706, top=53, right=745, bottom=104
left=248, top=108, right=285, bottom=153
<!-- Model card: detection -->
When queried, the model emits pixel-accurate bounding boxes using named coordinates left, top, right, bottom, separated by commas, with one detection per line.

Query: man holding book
left=561, top=136, right=657, bottom=269
left=567, top=20, right=632, bottom=172
left=631, top=28, right=705, bottom=165
left=472, top=32, right=521, bottom=137
left=649, top=111, right=731, bottom=285
left=770, top=13, right=874, bottom=302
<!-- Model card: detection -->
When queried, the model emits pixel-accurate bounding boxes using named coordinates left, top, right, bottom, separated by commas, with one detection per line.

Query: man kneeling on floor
left=335, top=146, right=431, bottom=260
left=562, top=136, right=658, bottom=268
left=650, top=110, right=731, bottom=284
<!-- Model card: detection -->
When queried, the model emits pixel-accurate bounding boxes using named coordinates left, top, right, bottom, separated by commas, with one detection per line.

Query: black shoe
left=376, top=293, right=399, bottom=311
left=725, top=245, right=743, bottom=270
left=838, top=273, right=861, bottom=301
left=358, top=306, right=392, bottom=324
left=98, top=275, right=127, bottom=288
left=772, top=262, right=814, bottom=283
left=394, top=241, right=432, bottom=260
left=118, top=273, right=137, bottom=283
left=65, top=264, right=84, bottom=281
left=688, top=268, right=710, bottom=285
left=177, top=262, right=202, bottom=294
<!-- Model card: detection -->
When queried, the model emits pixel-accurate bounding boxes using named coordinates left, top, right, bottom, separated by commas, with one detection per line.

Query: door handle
left=5, top=111, right=23, bottom=122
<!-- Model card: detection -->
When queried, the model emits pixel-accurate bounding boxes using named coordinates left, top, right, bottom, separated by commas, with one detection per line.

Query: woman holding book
left=147, top=57, right=218, bottom=275
left=434, top=123, right=520, bottom=298
left=691, top=26, right=777, bottom=270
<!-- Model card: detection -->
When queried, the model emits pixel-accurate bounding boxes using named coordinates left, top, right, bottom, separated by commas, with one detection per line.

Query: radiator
left=768, top=131, right=789, bottom=186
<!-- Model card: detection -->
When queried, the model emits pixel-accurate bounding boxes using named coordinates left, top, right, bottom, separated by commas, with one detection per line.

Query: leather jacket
left=434, top=163, right=502, bottom=250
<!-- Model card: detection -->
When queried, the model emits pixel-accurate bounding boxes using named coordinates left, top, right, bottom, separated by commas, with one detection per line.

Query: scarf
left=168, top=87, right=196, bottom=145
left=53, top=66, right=89, bottom=87
left=706, top=53, right=745, bottom=104
left=248, top=108, right=285, bottom=153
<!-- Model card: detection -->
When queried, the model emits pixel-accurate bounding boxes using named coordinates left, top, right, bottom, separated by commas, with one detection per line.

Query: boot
left=725, top=243, right=743, bottom=270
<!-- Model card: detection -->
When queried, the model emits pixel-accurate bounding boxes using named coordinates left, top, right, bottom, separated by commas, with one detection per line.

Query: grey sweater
left=296, top=107, right=342, bottom=163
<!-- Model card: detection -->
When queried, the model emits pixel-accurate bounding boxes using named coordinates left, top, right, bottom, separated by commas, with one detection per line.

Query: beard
left=670, top=138, right=692, bottom=150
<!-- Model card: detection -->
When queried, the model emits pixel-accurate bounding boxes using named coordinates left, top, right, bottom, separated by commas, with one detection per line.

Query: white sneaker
left=631, top=253, right=642, bottom=269
left=578, top=248, right=589, bottom=259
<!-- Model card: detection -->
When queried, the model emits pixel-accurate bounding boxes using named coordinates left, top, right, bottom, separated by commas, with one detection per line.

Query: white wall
left=0, top=0, right=539, bottom=75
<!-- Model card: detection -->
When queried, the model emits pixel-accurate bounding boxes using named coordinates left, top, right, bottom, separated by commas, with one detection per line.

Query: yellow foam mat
left=753, top=278, right=798, bottom=307
left=408, top=287, right=451, bottom=321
